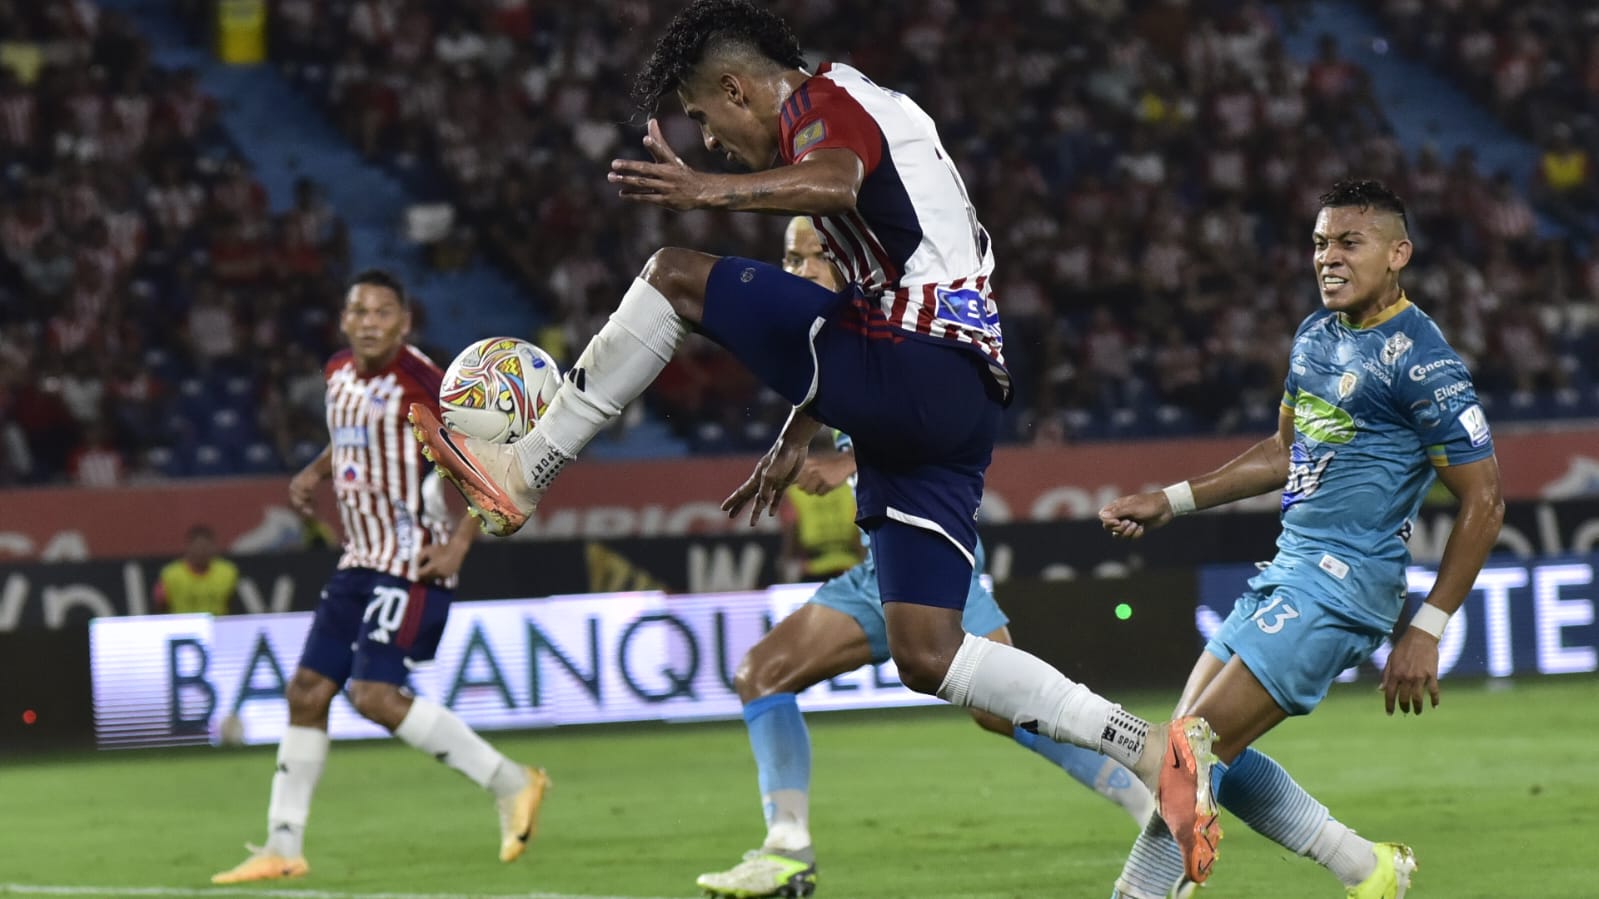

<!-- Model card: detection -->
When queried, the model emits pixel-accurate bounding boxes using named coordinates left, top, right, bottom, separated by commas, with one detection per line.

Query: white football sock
left=515, top=278, right=686, bottom=483
left=937, top=633, right=1150, bottom=767
left=395, top=697, right=528, bottom=800
left=1304, top=818, right=1377, bottom=888
left=265, top=725, right=329, bottom=858
left=763, top=792, right=811, bottom=853
left=1113, top=814, right=1186, bottom=899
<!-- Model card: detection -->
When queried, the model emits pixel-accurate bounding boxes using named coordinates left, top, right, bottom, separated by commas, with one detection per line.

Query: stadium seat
left=207, top=408, right=257, bottom=451
left=187, top=444, right=233, bottom=478
left=240, top=441, right=281, bottom=474
left=144, top=446, right=186, bottom=478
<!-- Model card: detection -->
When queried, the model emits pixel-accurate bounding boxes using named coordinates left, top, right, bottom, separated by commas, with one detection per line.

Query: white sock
left=265, top=725, right=329, bottom=858
left=763, top=792, right=811, bottom=852
left=515, top=278, right=686, bottom=483
left=395, top=697, right=528, bottom=800
left=1304, top=818, right=1377, bottom=888
left=936, top=633, right=1150, bottom=767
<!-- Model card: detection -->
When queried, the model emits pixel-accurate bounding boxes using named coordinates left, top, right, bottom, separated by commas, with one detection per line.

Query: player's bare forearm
left=302, top=445, right=333, bottom=481
left=1420, top=457, right=1504, bottom=615
left=778, top=407, right=826, bottom=448
left=1189, top=410, right=1294, bottom=510
left=705, top=153, right=862, bottom=215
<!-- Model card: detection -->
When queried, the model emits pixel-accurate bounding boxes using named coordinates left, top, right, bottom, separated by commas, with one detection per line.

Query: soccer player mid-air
left=411, top=0, right=1221, bottom=884
left=694, top=217, right=1162, bottom=898
left=212, top=272, right=550, bottom=885
left=1098, top=180, right=1504, bottom=899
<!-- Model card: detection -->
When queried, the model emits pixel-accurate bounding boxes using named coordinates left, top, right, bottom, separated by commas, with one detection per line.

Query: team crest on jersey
left=1380, top=332, right=1413, bottom=366
left=793, top=120, right=827, bottom=156
left=1337, top=372, right=1357, bottom=400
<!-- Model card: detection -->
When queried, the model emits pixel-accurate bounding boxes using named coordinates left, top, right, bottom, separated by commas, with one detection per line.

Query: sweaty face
left=679, top=75, right=777, bottom=171
left=1312, top=205, right=1410, bottom=320
left=340, top=283, right=411, bottom=371
left=783, top=218, right=841, bottom=290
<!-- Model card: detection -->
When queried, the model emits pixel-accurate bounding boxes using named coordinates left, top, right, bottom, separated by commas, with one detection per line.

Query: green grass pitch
left=3, top=676, right=1594, bottom=898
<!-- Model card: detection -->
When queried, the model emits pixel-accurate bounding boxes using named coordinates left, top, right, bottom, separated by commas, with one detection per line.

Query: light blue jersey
left=1264, top=296, right=1495, bottom=629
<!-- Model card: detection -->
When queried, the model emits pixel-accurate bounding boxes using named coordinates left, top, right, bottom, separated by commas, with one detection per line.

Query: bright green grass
left=2, top=676, right=1595, bottom=899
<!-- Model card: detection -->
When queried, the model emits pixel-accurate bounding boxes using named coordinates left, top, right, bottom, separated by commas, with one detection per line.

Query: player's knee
left=640, top=248, right=709, bottom=321
left=285, top=669, right=336, bottom=717
left=347, top=680, right=404, bottom=728
left=733, top=646, right=796, bottom=703
left=888, top=645, right=950, bottom=696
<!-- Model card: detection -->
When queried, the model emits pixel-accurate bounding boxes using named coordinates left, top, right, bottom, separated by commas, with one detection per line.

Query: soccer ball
left=439, top=337, right=562, bottom=443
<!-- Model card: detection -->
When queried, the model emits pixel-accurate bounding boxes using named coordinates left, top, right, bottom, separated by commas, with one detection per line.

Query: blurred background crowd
left=3, top=0, right=1597, bottom=485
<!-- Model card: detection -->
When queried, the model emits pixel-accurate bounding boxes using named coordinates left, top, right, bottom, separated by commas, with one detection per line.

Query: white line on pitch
left=0, top=885, right=685, bottom=899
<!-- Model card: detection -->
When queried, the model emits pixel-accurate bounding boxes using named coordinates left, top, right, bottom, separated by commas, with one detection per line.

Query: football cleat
left=697, top=848, right=817, bottom=898
left=408, top=403, right=543, bottom=536
left=498, top=766, right=553, bottom=863
left=1157, top=716, right=1223, bottom=885
left=210, top=845, right=309, bottom=884
left=1347, top=842, right=1417, bottom=899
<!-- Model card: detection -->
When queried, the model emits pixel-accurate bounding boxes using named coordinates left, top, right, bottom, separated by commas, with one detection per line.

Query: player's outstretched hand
left=1380, top=629, right=1442, bottom=716
left=608, top=118, right=713, bottom=211
left=722, top=438, right=809, bottom=527
left=1098, top=490, right=1175, bottom=540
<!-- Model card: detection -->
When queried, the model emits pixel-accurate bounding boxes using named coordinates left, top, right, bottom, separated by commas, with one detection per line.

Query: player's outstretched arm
left=609, top=119, right=864, bottom=215
left=1381, top=456, right=1504, bottom=716
left=722, top=408, right=824, bottom=526
left=289, top=445, right=333, bottom=517
left=1100, top=407, right=1295, bottom=538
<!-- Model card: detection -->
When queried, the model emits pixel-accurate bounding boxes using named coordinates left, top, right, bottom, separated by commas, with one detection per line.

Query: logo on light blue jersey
left=1282, top=439, right=1334, bottom=512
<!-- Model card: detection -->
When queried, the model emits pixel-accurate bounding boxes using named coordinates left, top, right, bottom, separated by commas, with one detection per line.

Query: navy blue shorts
left=298, top=567, right=453, bottom=686
left=701, top=257, right=1001, bottom=606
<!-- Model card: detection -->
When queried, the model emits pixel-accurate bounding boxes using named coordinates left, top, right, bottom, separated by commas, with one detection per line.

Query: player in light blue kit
left=694, top=218, right=1158, bottom=899
left=1099, top=180, right=1505, bottom=899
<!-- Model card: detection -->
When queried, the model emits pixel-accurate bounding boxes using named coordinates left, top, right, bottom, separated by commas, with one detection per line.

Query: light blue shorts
left=1204, top=577, right=1386, bottom=716
left=808, top=542, right=1009, bottom=663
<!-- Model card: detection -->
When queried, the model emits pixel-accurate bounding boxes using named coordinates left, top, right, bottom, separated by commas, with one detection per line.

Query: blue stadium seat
left=144, top=446, right=186, bottom=478
left=220, top=375, right=256, bottom=413
left=176, top=377, right=215, bottom=422
left=240, top=442, right=281, bottom=474
left=207, top=408, right=256, bottom=451
left=286, top=440, right=323, bottom=469
left=187, top=444, right=233, bottom=478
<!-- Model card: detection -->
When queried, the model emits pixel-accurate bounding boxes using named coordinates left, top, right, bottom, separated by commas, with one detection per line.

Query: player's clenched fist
left=1097, top=491, right=1176, bottom=540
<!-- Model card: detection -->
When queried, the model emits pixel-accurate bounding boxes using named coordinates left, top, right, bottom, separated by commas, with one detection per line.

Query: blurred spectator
left=153, top=523, right=239, bottom=615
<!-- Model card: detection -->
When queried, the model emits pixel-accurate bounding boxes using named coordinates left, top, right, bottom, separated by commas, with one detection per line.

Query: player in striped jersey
left=212, top=271, right=549, bottom=885
left=410, top=2, right=1219, bottom=883
left=694, top=218, right=1164, bottom=899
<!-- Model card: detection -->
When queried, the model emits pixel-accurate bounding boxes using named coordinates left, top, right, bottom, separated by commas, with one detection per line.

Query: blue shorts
left=701, top=257, right=1001, bottom=602
left=1204, top=576, right=1386, bottom=716
left=298, top=567, right=453, bottom=686
left=810, top=543, right=1009, bottom=662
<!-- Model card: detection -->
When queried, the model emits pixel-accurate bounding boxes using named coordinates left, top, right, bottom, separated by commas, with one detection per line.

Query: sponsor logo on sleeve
left=1408, top=358, right=1465, bottom=382
left=1458, top=404, right=1492, bottom=447
left=793, top=120, right=828, bottom=157
left=1337, top=371, right=1358, bottom=400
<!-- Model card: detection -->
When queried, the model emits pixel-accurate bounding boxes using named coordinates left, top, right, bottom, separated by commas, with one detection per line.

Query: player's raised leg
left=696, top=599, right=874, bottom=898
left=411, top=249, right=717, bottom=535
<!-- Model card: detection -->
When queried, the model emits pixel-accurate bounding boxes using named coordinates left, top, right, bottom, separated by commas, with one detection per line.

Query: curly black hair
left=1318, top=178, right=1408, bottom=226
left=631, top=0, right=806, bottom=113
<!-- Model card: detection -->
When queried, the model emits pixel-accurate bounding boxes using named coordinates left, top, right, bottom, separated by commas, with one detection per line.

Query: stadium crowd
left=265, top=0, right=1599, bottom=449
left=1366, top=0, right=1599, bottom=239
left=0, top=0, right=352, bottom=486
left=5, top=0, right=1599, bottom=484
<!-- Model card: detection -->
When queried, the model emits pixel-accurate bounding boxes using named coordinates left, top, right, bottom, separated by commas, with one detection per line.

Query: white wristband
left=1409, top=603, right=1451, bottom=639
left=1162, top=481, right=1197, bottom=516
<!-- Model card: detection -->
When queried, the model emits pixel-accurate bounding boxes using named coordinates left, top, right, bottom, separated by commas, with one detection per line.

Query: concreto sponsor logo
left=1409, top=359, right=1462, bottom=381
